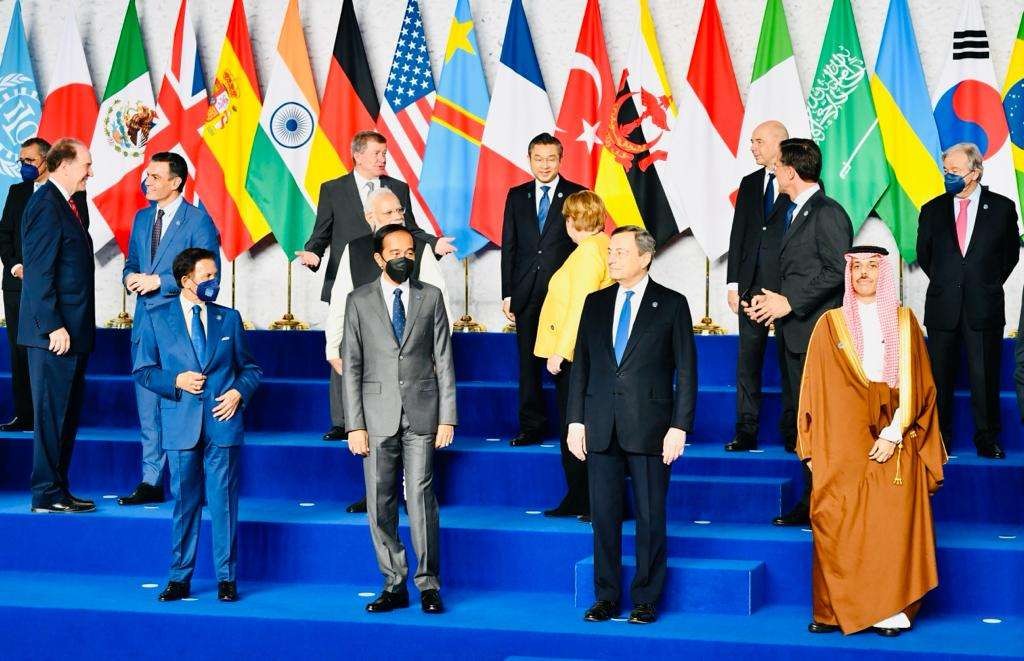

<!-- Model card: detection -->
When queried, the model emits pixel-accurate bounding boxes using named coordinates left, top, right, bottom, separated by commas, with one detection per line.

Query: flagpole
left=231, top=259, right=255, bottom=330
left=270, top=259, right=309, bottom=330
left=692, top=257, right=725, bottom=335
left=452, top=257, right=485, bottom=332
left=106, top=257, right=133, bottom=329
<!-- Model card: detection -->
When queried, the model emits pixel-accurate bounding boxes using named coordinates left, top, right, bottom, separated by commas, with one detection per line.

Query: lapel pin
left=652, top=301, right=659, bottom=308
left=527, top=192, right=532, bottom=199
left=216, top=314, right=222, bottom=321
left=558, top=192, right=563, bottom=198
left=983, top=204, right=989, bottom=210
left=803, top=210, right=809, bottom=217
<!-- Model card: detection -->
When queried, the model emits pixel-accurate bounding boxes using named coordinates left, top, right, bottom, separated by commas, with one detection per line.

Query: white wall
left=3, top=0, right=1024, bottom=333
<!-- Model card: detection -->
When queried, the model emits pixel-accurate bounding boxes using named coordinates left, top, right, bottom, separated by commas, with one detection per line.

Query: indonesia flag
left=469, top=0, right=554, bottom=245
left=36, top=9, right=98, bottom=144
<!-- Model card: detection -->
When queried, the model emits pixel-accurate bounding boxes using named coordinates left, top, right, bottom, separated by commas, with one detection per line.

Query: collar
left=956, top=184, right=982, bottom=207
left=379, top=274, right=411, bottom=303
left=617, top=273, right=650, bottom=301
left=536, top=176, right=559, bottom=196
left=792, top=183, right=820, bottom=209
left=354, top=170, right=381, bottom=192
left=180, top=293, right=205, bottom=318
left=50, top=178, right=73, bottom=201
left=156, top=194, right=184, bottom=220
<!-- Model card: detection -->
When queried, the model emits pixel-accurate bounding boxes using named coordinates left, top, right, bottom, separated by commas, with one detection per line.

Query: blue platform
left=0, top=328, right=1021, bottom=660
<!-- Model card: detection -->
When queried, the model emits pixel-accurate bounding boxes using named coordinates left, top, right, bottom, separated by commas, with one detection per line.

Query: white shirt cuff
left=878, top=409, right=902, bottom=444
left=726, top=282, right=738, bottom=291
left=568, top=422, right=585, bottom=433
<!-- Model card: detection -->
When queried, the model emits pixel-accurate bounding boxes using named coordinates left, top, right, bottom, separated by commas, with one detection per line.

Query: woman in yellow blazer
left=534, top=190, right=613, bottom=519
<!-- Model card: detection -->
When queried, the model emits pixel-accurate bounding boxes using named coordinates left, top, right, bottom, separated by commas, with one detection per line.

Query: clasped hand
left=125, top=273, right=161, bottom=295
left=868, top=438, right=898, bottom=463
left=743, top=288, right=792, bottom=326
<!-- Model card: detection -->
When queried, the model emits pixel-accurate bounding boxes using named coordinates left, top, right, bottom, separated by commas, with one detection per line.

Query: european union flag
left=419, top=0, right=490, bottom=255
left=0, top=0, right=41, bottom=213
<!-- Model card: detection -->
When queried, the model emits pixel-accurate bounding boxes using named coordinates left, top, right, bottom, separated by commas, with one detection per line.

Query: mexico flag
left=37, top=8, right=98, bottom=144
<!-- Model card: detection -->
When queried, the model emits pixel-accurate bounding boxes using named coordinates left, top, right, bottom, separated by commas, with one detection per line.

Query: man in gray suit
left=342, top=224, right=457, bottom=615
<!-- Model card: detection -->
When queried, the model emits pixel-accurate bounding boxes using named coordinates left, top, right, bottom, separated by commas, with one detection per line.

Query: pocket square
left=221, top=336, right=231, bottom=341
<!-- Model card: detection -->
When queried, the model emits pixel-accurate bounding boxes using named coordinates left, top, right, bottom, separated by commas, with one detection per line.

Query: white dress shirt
left=952, top=183, right=982, bottom=250
left=155, top=194, right=184, bottom=241
left=858, top=301, right=902, bottom=443
left=50, top=177, right=72, bottom=201
left=354, top=171, right=381, bottom=209
left=535, top=176, right=559, bottom=216
left=180, top=294, right=207, bottom=341
left=789, top=183, right=821, bottom=225
left=612, top=275, right=650, bottom=347
left=379, top=275, right=411, bottom=323
left=727, top=169, right=778, bottom=292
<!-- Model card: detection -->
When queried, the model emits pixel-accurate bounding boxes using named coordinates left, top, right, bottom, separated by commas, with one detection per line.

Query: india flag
left=244, top=0, right=327, bottom=257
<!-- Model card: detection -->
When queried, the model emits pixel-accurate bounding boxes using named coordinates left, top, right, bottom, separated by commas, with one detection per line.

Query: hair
left=562, top=190, right=607, bottom=233
left=373, top=223, right=413, bottom=255
left=151, top=152, right=188, bottom=192
left=528, top=132, right=563, bottom=157
left=611, top=225, right=656, bottom=267
left=173, top=247, right=218, bottom=284
left=21, top=137, right=51, bottom=155
left=366, top=187, right=400, bottom=209
left=778, top=138, right=822, bottom=183
left=351, top=130, right=387, bottom=155
left=942, top=142, right=984, bottom=179
left=45, top=138, right=85, bottom=173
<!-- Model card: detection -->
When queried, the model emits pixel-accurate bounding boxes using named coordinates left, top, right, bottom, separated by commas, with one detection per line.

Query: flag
left=737, top=0, right=811, bottom=173
left=597, top=0, right=687, bottom=246
left=0, top=0, right=41, bottom=214
left=199, top=0, right=271, bottom=260
left=319, top=0, right=379, bottom=172
left=419, top=0, right=489, bottom=255
left=37, top=9, right=97, bottom=145
left=1004, top=12, right=1024, bottom=217
left=376, top=0, right=439, bottom=237
left=88, top=0, right=157, bottom=254
left=664, top=0, right=744, bottom=260
left=870, top=0, right=944, bottom=263
left=244, top=0, right=329, bottom=257
left=807, top=0, right=889, bottom=232
left=470, top=0, right=554, bottom=245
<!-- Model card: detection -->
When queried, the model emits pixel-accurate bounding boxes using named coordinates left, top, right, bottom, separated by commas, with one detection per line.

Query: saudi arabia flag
left=807, top=0, right=889, bottom=231
left=737, top=0, right=811, bottom=173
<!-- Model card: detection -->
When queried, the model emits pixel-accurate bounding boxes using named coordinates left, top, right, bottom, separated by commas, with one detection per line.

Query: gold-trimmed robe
left=797, top=307, right=946, bottom=634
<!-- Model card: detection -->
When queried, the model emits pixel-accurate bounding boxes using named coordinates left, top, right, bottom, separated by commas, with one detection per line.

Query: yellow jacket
left=534, top=232, right=613, bottom=361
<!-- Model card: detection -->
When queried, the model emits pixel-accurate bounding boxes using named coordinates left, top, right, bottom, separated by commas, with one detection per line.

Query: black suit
left=17, top=182, right=94, bottom=508
left=567, top=279, right=697, bottom=606
left=501, top=176, right=585, bottom=434
left=917, top=186, right=1019, bottom=450
left=304, top=173, right=438, bottom=303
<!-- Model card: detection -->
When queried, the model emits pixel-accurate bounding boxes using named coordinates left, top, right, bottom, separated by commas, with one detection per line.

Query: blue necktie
left=537, top=185, right=551, bottom=231
left=614, top=290, right=634, bottom=364
left=392, top=289, right=406, bottom=343
left=763, top=173, right=775, bottom=219
left=190, top=305, right=206, bottom=364
left=783, top=201, right=797, bottom=233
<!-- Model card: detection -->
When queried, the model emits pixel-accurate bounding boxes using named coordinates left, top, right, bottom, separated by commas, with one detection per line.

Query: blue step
left=573, top=555, right=765, bottom=615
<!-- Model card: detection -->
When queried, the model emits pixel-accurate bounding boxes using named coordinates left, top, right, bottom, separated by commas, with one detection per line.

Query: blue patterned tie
left=392, top=289, right=406, bottom=343
left=614, top=290, right=634, bottom=364
left=190, top=305, right=206, bottom=364
left=783, top=201, right=797, bottom=233
left=537, top=185, right=551, bottom=231
left=763, top=173, right=775, bottom=219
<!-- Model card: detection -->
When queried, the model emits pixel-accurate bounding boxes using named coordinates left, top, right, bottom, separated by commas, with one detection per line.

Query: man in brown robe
left=798, top=246, right=946, bottom=637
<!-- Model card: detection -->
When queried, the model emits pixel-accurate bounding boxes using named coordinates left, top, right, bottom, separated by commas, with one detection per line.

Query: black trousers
left=27, top=348, right=88, bottom=507
left=736, top=311, right=793, bottom=441
left=553, top=360, right=587, bottom=513
left=588, top=432, right=670, bottom=606
left=514, top=298, right=549, bottom=435
left=775, top=329, right=812, bottom=508
left=3, top=289, right=32, bottom=422
left=927, top=317, right=1003, bottom=450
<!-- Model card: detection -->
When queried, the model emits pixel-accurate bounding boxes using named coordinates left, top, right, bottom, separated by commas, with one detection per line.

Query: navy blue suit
left=17, top=181, right=94, bottom=507
left=133, top=300, right=260, bottom=583
left=123, top=199, right=220, bottom=486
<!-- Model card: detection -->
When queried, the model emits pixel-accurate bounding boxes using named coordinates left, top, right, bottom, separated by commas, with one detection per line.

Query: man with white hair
left=917, top=142, right=1020, bottom=459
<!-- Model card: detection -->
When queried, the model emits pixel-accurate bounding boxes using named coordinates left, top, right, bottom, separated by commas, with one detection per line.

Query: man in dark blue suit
left=133, top=248, right=260, bottom=602
left=118, top=152, right=221, bottom=506
left=19, top=138, right=95, bottom=514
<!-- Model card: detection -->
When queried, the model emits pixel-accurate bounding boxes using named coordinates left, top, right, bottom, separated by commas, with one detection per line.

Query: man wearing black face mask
left=918, top=142, right=1020, bottom=459
left=0, top=137, right=88, bottom=432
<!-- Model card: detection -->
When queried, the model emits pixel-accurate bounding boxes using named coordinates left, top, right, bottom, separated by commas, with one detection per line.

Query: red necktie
left=955, top=197, right=970, bottom=255
left=67, top=197, right=83, bottom=226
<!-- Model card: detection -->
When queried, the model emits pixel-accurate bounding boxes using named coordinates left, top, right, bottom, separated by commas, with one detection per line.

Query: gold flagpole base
left=242, top=320, right=256, bottom=330
left=453, top=314, right=486, bottom=332
left=105, top=311, right=133, bottom=329
left=1009, top=330, right=1018, bottom=339
left=502, top=322, right=516, bottom=333
left=692, top=316, right=726, bottom=336
left=269, top=313, right=309, bottom=331
left=0, top=318, right=5, bottom=328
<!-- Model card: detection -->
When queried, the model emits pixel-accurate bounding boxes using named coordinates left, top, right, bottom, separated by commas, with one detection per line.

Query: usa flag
left=375, top=0, right=440, bottom=235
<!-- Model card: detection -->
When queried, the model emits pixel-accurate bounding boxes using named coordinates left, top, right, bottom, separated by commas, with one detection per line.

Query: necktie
left=614, top=290, right=635, bottom=364
left=391, top=288, right=406, bottom=343
left=67, top=197, right=83, bottom=226
left=537, top=185, right=551, bottom=231
left=955, top=197, right=970, bottom=255
left=151, top=209, right=164, bottom=261
left=365, top=181, right=375, bottom=203
left=190, top=305, right=207, bottom=365
left=783, top=201, right=797, bottom=233
left=763, top=173, right=775, bottom=219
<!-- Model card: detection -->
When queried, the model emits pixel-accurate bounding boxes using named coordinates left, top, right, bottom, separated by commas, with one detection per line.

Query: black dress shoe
left=218, top=581, right=238, bottom=602
left=0, top=416, right=32, bottom=432
left=420, top=589, right=444, bottom=614
left=543, top=506, right=580, bottom=518
left=808, top=622, right=841, bottom=633
left=724, top=434, right=757, bottom=452
left=346, top=498, right=367, bottom=514
left=872, top=626, right=902, bottom=637
left=583, top=600, right=617, bottom=622
left=366, top=588, right=410, bottom=613
left=578, top=514, right=591, bottom=523
left=509, top=432, right=542, bottom=447
left=322, top=426, right=345, bottom=441
left=978, top=444, right=1006, bottom=459
left=31, top=498, right=95, bottom=513
left=628, top=603, right=657, bottom=624
left=65, top=492, right=95, bottom=508
left=117, top=482, right=164, bottom=506
left=773, top=504, right=810, bottom=527
left=158, top=581, right=190, bottom=602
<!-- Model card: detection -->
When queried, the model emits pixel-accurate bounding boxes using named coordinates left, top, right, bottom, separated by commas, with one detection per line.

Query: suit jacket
left=0, top=180, right=88, bottom=292
left=500, top=177, right=586, bottom=313
left=342, top=278, right=457, bottom=438
left=566, top=279, right=697, bottom=455
left=304, top=173, right=438, bottom=303
left=133, top=300, right=262, bottom=450
left=123, top=199, right=221, bottom=341
left=17, top=181, right=95, bottom=354
left=727, top=167, right=770, bottom=291
left=917, top=186, right=1020, bottom=331
left=775, top=189, right=852, bottom=354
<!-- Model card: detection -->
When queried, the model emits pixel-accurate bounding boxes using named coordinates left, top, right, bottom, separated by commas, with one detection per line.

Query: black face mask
left=384, top=256, right=413, bottom=284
